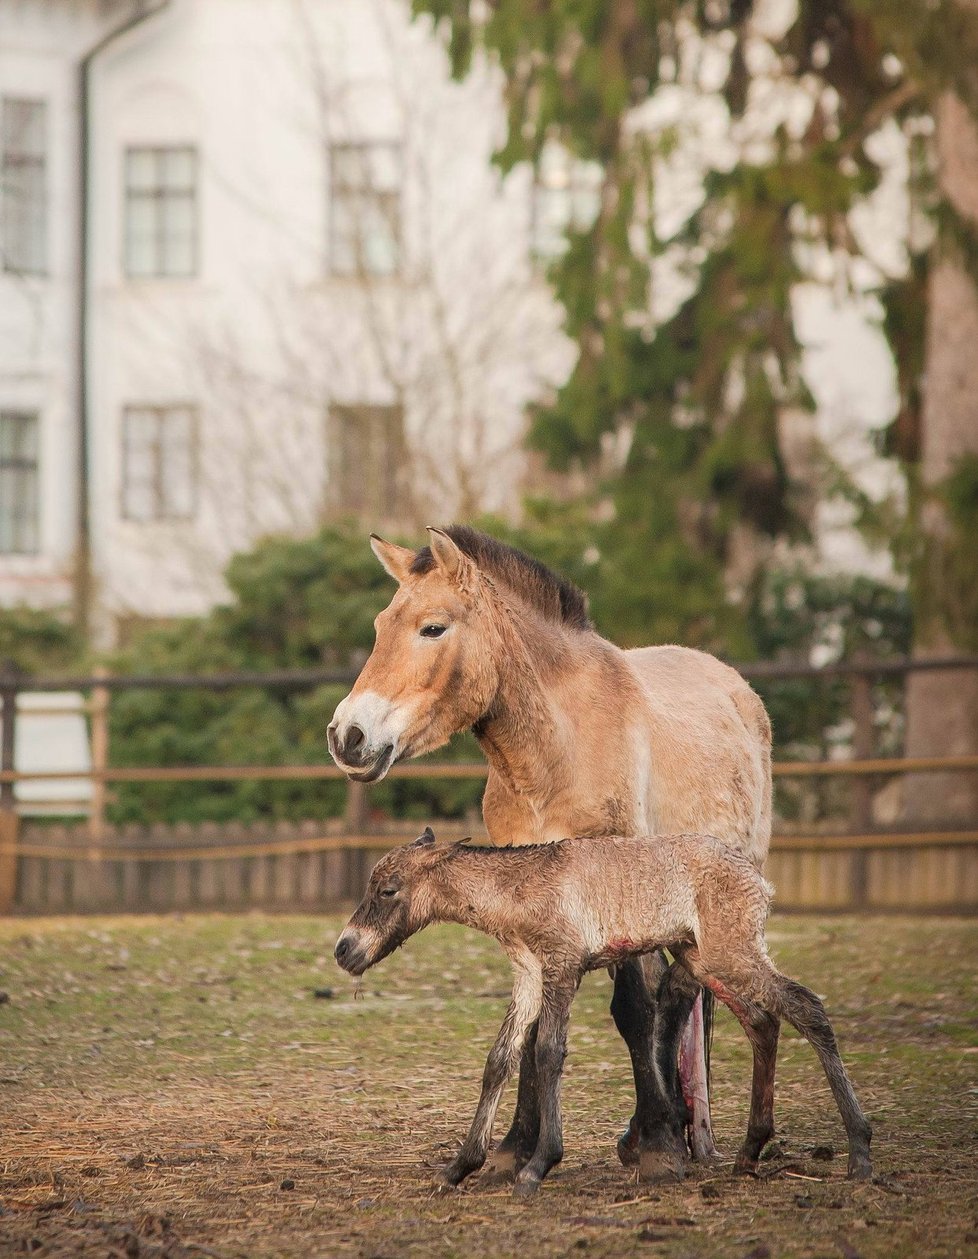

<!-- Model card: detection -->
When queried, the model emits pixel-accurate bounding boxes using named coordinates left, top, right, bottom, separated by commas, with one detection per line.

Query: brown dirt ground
left=0, top=912, right=974, bottom=1259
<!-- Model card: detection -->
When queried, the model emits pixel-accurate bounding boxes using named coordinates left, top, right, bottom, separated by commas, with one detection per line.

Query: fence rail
left=0, top=654, right=976, bottom=915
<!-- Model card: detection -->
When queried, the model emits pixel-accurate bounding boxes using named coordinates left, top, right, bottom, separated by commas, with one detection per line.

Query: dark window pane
left=0, top=412, right=40, bottom=553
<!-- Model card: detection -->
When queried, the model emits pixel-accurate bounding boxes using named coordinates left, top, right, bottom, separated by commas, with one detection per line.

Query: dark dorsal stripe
left=410, top=526, right=593, bottom=632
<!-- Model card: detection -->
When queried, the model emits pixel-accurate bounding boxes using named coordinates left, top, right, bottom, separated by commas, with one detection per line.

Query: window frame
left=328, top=141, right=402, bottom=278
left=120, top=404, right=199, bottom=522
left=0, top=410, right=40, bottom=555
left=328, top=402, right=407, bottom=520
left=123, top=145, right=198, bottom=279
left=1, top=97, right=47, bottom=276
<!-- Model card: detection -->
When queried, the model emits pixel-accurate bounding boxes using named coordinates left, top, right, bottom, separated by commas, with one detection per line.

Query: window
left=329, top=404, right=407, bottom=519
left=124, top=147, right=197, bottom=277
left=330, top=142, right=400, bottom=277
left=1, top=98, right=47, bottom=274
left=531, top=141, right=603, bottom=260
left=0, top=411, right=39, bottom=554
left=122, top=406, right=197, bottom=521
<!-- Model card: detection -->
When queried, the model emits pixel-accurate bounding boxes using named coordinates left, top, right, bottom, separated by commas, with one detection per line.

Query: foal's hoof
left=847, top=1156, right=873, bottom=1181
left=638, top=1145, right=687, bottom=1185
left=617, top=1123, right=640, bottom=1167
left=434, top=1160, right=469, bottom=1191
left=512, top=1172, right=542, bottom=1200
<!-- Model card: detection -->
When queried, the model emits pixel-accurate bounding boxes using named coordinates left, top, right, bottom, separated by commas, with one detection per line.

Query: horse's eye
left=420, top=624, right=447, bottom=639
left=380, top=886, right=399, bottom=898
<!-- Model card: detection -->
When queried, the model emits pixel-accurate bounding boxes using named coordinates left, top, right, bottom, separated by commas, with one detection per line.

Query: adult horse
left=328, top=525, right=772, bottom=1182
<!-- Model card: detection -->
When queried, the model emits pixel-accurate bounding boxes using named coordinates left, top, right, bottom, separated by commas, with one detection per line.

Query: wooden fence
left=0, top=656, right=976, bottom=916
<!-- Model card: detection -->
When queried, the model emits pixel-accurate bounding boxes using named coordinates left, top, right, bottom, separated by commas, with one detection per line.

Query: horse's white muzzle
left=328, top=690, right=411, bottom=783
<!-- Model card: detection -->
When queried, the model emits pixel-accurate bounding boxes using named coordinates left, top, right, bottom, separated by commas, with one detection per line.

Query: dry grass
left=0, top=911, right=974, bottom=1258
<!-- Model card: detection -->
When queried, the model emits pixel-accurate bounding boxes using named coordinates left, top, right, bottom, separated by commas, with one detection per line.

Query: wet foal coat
left=328, top=526, right=773, bottom=1176
left=334, top=832, right=873, bottom=1199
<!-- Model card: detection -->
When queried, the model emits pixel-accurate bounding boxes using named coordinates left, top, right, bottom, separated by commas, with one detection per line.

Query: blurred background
left=0, top=0, right=975, bottom=913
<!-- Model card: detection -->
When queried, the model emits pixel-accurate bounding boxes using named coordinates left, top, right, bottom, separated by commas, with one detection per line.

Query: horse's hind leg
left=611, top=953, right=689, bottom=1183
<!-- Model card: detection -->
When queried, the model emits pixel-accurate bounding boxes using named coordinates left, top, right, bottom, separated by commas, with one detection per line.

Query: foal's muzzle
left=334, top=929, right=370, bottom=976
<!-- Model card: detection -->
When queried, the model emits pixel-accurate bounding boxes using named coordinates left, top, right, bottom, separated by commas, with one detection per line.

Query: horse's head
left=328, top=528, right=498, bottom=782
left=334, top=827, right=440, bottom=974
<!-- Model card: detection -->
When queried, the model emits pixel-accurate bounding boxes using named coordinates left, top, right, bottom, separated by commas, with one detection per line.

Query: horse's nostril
left=345, top=725, right=366, bottom=757
left=334, top=936, right=350, bottom=963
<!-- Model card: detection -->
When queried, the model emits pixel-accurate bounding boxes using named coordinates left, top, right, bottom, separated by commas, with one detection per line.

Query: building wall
left=85, top=0, right=570, bottom=635
left=0, top=0, right=106, bottom=609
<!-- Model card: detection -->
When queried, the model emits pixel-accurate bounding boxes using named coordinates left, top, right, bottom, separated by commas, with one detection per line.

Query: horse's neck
left=475, top=611, right=613, bottom=818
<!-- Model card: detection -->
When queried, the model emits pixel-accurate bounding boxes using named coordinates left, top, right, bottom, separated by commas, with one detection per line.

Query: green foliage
left=0, top=607, right=84, bottom=676
left=107, top=524, right=485, bottom=825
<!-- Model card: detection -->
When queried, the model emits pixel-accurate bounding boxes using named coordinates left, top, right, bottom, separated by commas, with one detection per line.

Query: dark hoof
left=512, top=1172, right=542, bottom=1200
left=733, top=1149, right=758, bottom=1176
left=847, top=1157, right=873, bottom=1181
left=639, top=1145, right=687, bottom=1185
left=617, top=1123, right=640, bottom=1168
left=435, top=1159, right=471, bottom=1190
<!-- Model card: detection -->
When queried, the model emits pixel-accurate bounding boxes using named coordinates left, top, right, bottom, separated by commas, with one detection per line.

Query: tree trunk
left=903, top=87, right=978, bottom=826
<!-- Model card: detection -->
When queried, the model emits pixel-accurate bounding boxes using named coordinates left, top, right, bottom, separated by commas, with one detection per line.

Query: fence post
left=0, top=661, right=20, bottom=914
left=849, top=657, right=874, bottom=907
left=344, top=780, right=368, bottom=899
left=89, top=666, right=110, bottom=851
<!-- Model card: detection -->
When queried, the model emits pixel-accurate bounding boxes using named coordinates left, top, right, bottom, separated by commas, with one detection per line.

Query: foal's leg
left=438, top=959, right=542, bottom=1188
left=679, top=949, right=780, bottom=1172
left=611, top=953, right=689, bottom=1182
left=770, top=975, right=873, bottom=1180
left=484, top=1022, right=540, bottom=1178
left=512, top=970, right=577, bottom=1200
left=685, top=950, right=872, bottom=1181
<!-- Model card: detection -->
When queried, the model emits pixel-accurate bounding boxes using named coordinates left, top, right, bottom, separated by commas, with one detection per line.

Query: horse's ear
left=425, top=527, right=471, bottom=584
left=411, top=826, right=436, bottom=847
left=370, top=534, right=415, bottom=584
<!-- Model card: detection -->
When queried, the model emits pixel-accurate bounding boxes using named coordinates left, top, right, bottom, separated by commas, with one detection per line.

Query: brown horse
left=334, top=829, right=872, bottom=1199
left=328, top=526, right=772, bottom=1181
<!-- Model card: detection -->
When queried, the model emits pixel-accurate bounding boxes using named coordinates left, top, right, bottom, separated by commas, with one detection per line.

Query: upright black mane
left=410, top=526, right=593, bottom=632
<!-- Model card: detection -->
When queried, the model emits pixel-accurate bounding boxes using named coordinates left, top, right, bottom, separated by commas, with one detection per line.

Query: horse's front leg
left=611, top=953, right=689, bottom=1183
left=512, top=970, right=577, bottom=1200
left=438, top=958, right=541, bottom=1189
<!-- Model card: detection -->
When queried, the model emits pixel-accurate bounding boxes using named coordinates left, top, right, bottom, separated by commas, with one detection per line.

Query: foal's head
left=334, top=828, right=440, bottom=975
left=327, top=528, right=501, bottom=781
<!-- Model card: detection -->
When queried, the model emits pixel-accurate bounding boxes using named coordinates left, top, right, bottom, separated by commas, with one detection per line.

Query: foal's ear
left=426, top=527, right=472, bottom=584
left=411, top=826, right=436, bottom=848
left=370, top=534, right=415, bottom=584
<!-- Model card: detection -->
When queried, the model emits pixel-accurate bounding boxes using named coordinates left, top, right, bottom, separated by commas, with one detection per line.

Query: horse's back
left=622, top=645, right=772, bottom=866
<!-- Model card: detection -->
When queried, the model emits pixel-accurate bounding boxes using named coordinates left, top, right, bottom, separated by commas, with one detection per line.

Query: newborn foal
left=334, top=828, right=872, bottom=1199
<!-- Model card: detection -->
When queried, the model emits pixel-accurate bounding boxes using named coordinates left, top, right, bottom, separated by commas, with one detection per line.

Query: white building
left=0, top=0, right=571, bottom=640
left=0, top=0, right=902, bottom=644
